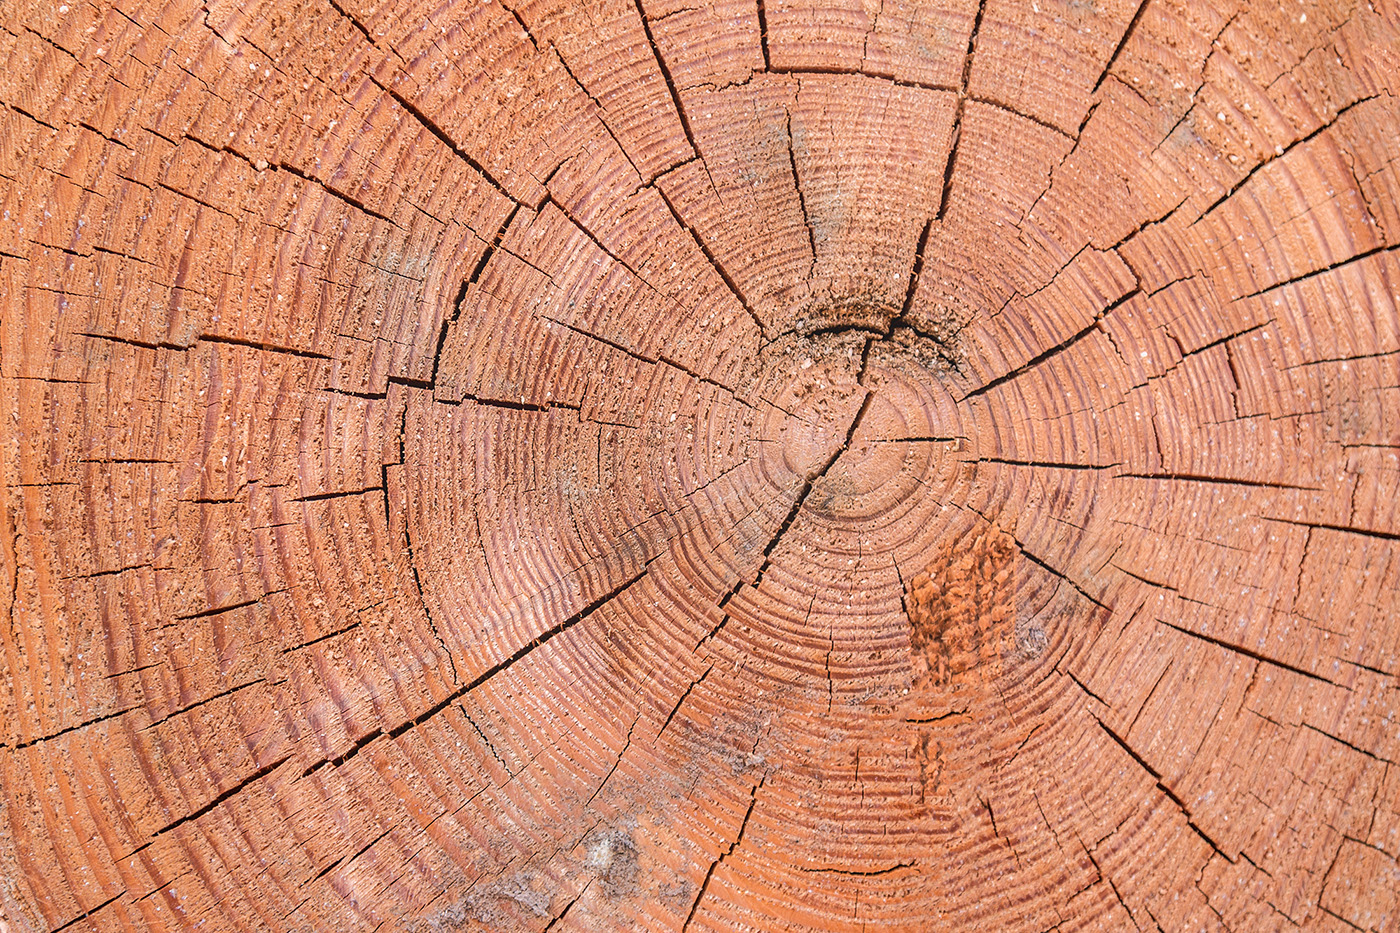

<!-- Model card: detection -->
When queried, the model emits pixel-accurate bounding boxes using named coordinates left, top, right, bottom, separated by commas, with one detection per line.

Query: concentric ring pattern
left=3, top=0, right=1399, bottom=930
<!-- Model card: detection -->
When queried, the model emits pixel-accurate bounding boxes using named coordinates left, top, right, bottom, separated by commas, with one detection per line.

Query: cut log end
left=3, top=0, right=1400, bottom=931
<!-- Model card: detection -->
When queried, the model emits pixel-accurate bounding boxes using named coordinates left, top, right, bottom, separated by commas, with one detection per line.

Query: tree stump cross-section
left=2, top=0, right=1399, bottom=930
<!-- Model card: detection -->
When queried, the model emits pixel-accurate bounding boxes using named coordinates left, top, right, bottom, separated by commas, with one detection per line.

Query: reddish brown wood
left=2, top=0, right=1399, bottom=930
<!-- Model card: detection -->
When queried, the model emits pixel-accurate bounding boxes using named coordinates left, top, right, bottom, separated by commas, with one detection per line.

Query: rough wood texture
left=2, top=0, right=1399, bottom=930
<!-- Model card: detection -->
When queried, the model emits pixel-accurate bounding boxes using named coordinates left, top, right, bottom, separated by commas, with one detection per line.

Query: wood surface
left=2, top=0, right=1399, bottom=930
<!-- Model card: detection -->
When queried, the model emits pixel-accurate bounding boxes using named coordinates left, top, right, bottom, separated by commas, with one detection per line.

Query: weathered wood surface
left=2, top=0, right=1399, bottom=930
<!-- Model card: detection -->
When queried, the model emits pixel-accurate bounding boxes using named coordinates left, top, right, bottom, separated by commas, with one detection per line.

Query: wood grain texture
left=2, top=0, right=1398, bottom=930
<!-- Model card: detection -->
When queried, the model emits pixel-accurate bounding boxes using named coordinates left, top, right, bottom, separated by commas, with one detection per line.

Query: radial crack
left=12, top=706, right=140, bottom=750
left=1096, top=718, right=1235, bottom=863
left=1115, top=472, right=1316, bottom=491
left=139, top=680, right=265, bottom=732
left=899, top=217, right=933, bottom=319
left=653, top=181, right=769, bottom=339
left=154, top=755, right=294, bottom=836
left=428, top=202, right=522, bottom=389
left=632, top=0, right=703, bottom=173
left=751, top=384, right=873, bottom=589
left=587, top=712, right=641, bottom=805
left=1193, top=94, right=1381, bottom=225
left=268, top=161, right=394, bottom=224
left=968, top=95, right=1074, bottom=141
left=658, top=666, right=712, bottom=737
left=799, top=860, right=915, bottom=876
left=755, top=0, right=771, bottom=69
left=1235, top=242, right=1400, bottom=300
left=309, top=826, right=393, bottom=885
left=51, top=894, right=124, bottom=933
left=367, top=75, right=521, bottom=205
left=324, top=0, right=374, bottom=44
left=962, top=288, right=1140, bottom=400
left=1260, top=515, right=1400, bottom=544
left=769, top=67, right=956, bottom=95
left=1157, top=618, right=1339, bottom=686
left=682, top=776, right=766, bottom=932
left=301, top=558, right=658, bottom=777
left=983, top=457, right=1116, bottom=471
left=1092, top=0, right=1152, bottom=94
left=986, top=522, right=1109, bottom=611
left=542, top=881, right=591, bottom=931
left=785, top=108, right=818, bottom=277
left=935, top=0, right=988, bottom=221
